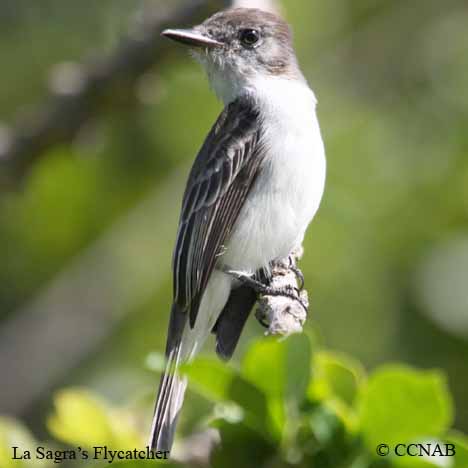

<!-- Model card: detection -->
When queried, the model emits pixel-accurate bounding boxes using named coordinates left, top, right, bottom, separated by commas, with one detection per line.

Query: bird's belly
left=221, top=132, right=326, bottom=273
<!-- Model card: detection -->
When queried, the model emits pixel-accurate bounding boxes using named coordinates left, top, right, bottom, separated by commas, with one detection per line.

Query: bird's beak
left=161, top=28, right=223, bottom=48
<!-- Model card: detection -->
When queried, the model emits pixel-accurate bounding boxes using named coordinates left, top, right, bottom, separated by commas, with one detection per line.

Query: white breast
left=222, top=77, right=326, bottom=273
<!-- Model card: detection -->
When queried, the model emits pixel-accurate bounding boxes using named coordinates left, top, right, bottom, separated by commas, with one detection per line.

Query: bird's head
left=162, top=8, right=302, bottom=102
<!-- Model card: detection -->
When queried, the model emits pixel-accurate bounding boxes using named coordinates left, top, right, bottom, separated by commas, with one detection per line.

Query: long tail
left=149, top=271, right=232, bottom=452
left=149, top=343, right=187, bottom=452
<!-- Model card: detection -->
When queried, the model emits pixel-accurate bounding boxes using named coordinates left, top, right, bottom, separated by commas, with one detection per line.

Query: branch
left=0, top=0, right=217, bottom=189
left=255, top=247, right=309, bottom=336
left=0, top=0, right=280, bottom=190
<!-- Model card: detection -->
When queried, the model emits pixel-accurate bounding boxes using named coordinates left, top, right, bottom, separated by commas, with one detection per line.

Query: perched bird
left=151, top=7, right=326, bottom=452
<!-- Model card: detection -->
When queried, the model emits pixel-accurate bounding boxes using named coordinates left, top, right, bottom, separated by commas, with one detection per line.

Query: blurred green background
left=1, top=0, right=468, bottom=465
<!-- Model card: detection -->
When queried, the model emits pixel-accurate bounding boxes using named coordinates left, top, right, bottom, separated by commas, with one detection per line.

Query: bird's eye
left=240, top=29, right=260, bottom=47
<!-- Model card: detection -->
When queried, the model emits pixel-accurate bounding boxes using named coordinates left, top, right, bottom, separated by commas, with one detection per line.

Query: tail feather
left=150, top=272, right=232, bottom=452
left=149, top=345, right=187, bottom=452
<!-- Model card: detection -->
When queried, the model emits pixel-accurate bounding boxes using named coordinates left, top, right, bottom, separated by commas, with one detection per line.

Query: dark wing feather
left=171, top=96, right=264, bottom=333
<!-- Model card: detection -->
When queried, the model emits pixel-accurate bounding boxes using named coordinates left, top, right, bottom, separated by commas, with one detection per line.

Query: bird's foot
left=224, top=268, right=307, bottom=314
left=222, top=269, right=271, bottom=294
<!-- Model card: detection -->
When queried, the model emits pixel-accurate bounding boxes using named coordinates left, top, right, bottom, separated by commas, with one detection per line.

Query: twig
left=223, top=246, right=309, bottom=336
left=255, top=247, right=309, bottom=336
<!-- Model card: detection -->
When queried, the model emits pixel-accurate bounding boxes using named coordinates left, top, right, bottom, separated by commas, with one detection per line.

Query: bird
left=150, top=7, right=326, bottom=452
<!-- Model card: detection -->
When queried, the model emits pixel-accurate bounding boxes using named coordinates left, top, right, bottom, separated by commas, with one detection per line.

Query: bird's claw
left=224, top=268, right=308, bottom=314
left=287, top=255, right=305, bottom=290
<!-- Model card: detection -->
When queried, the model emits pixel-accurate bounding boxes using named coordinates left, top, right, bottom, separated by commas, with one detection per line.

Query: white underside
left=181, top=75, right=326, bottom=360
left=222, top=78, right=326, bottom=271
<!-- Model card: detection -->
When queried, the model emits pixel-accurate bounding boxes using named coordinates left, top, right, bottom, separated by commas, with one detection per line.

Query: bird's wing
left=171, top=95, right=265, bottom=332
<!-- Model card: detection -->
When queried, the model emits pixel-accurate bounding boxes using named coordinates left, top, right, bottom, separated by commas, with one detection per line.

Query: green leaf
left=242, top=337, right=285, bottom=398
left=227, top=375, right=271, bottom=438
left=308, top=351, right=366, bottom=431
left=309, top=351, right=366, bottom=405
left=183, top=352, right=280, bottom=441
left=240, top=335, right=311, bottom=442
left=359, top=366, right=454, bottom=451
left=242, top=334, right=311, bottom=404
left=47, top=388, right=141, bottom=450
left=181, top=356, right=237, bottom=401
left=285, top=334, right=312, bottom=404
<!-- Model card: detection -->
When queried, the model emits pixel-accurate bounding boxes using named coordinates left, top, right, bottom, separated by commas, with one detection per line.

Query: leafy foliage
left=2, top=334, right=466, bottom=467
left=359, top=366, right=453, bottom=450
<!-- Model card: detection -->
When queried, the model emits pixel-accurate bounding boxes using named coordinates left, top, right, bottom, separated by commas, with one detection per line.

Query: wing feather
left=170, top=96, right=264, bottom=331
